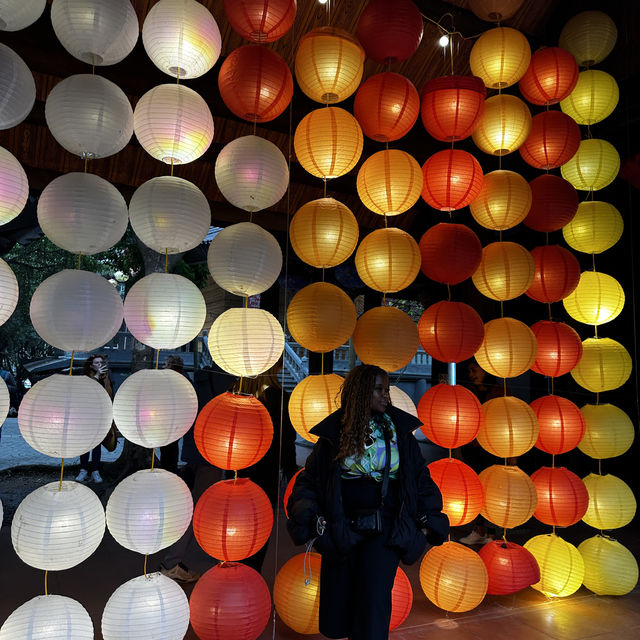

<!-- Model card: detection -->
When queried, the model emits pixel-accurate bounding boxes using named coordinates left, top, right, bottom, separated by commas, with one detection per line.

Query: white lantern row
left=0, top=43, right=35, bottom=130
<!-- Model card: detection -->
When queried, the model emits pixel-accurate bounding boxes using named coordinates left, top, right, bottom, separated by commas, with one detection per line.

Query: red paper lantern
left=531, top=395, right=586, bottom=455
left=531, top=320, right=583, bottom=377
left=190, top=562, right=271, bottom=640
left=418, top=384, right=483, bottom=449
left=531, top=466, right=589, bottom=527
left=284, top=468, right=304, bottom=518
left=223, top=0, right=296, bottom=43
left=390, top=567, right=413, bottom=630
left=419, top=223, right=482, bottom=285
left=525, top=245, right=580, bottom=303
left=218, top=45, right=293, bottom=123
left=518, top=47, right=579, bottom=105
left=420, top=75, right=486, bottom=141
left=422, top=150, right=483, bottom=211
left=524, top=174, right=579, bottom=232
left=479, top=540, right=540, bottom=595
left=356, top=0, right=423, bottom=64
left=418, top=301, right=485, bottom=363
left=519, top=111, right=581, bottom=170
left=354, top=72, right=419, bottom=142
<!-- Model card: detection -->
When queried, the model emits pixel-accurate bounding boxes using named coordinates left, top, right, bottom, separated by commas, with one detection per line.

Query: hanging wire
left=58, top=458, right=64, bottom=491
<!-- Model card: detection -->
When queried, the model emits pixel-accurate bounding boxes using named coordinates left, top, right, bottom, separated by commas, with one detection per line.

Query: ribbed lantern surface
left=563, top=271, right=625, bottom=326
left=289, top=374, right=343, bottom=443
left=223, top=0, right=296, bottom=43
left=560, top=70, right=619, bottom=125
left=467, top=0, right=523, bottom=22
left=478, top=540, right=540, bottom=596
left=582, top=473, right=636, bottom=530
left=559, top=10, right=617, bottom=67
left=0, top=0, right=46, bottom=31
left=579, top=536, right=639, bottom=596
left=570, top=337, right=632, bottom=393
left=531, top=467, right=588, bottom=527
left=480, top=465, right=537, bottom=529
left=530, top=321, right=583, bottom=378
left=472, top=94, right=531, bottom=156
left=0, top=43, right=35, bottom=129
left=578, top=403, right=634, bottom=459
left=562, top=201, right=623, bottom=254
left=561, top=138, right=620, bottom=191
left=525, top=534, right=584, bottom=597
left=519, top=111, right=580, bottom=170
left=526, top=245, right=580, bottom=303
left=525, top=174, right=578, bottom=232
left=518, top=47, right=578, bottom=105
left=0, top=256, right=18, bottom=325
left=0, top=146, right=28, bottom=225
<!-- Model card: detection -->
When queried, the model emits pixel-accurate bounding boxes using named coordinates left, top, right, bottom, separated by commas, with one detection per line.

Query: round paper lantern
left=525, top=174, right=578, bottom=233
left=0, top=0, right=46, bottom=31
left=389, top=387, right=417, bottom=418
left=579, top=536, right=639, bottom=596
left=112, top=369, right=198, bottom=448
left=526, top=245, right=580, bottom=303
left=519, top=111, right=581, bottom=170
left=479, top=540, right=540, bottom=595
left=51, top=0, right=138, bottom=66
left=355, top=228, right=421, bottom=293
left=106, top=469, right=193, bottom=554
left=561, top=139, right=620, bottom=191
left=478, top=397, right=539, bottom=458
left=428, top=457, right=484, bottom=527
left=354, top=72, right=419, bottom=142
left=289, top=374, right=343, bottom=443
left=295, top=27, right=365, bottom=104
left=582, top=473, right=636, bottom=530
left=467, top=0, right=523, bottom=22
left=531, top=395, right=585, bottom=455
left=525, top=534, right=584, bottom=597
left=560, top=69, right=619, bottom=125
left=30, top=269, right=124, bottom=352
left=571, top=337, right=632, bottom=393
left=102, top=573, right=189, bottom=640
left=480, top=465, right=537, bottom=529
left=0, top=595, right=93, bottom=640
left=133, top=83, right=213, bottom=165
left=207, top=222, right=282, bottom=296
left=420, top=542, right=488, bottom=612
left=208, top=308, right=284, bottom=377
left=11, top=481, right=105, bottom=570
left=356, top=149, right=422, bottom=216
left=352, top=306, right=419, bottom=372
left=124, top=273, right=206, bottom=350
left=475, top=317, right=538, bottom=379
left=559, top=11, right=617, bottom=67
left=531, top=321, right=583, bottom=378
left=129, top=176, right=210, bottom=254
left=142, top=0, right=221, bottom=79
left=290, top=198, right=359, bottom=268
left=531, top=466, right=588, bottom=527
left=0, top=378, right=9, bottom=421
left=190, top=563, right=271, bottom=640
left=421, top=149, right=483, bottom=211
left=356, top=0, right=423, bottom=65
left=274, top=552, right=320, bottom=634
left=470, top=26, right=531, bottom=89
left=420, top=75, right=486, bottom=142
left=0, top=43, right=35, bottom=129
left=519, top=47, right=579, bottom=105
left=283, top=468, right=304, bottom=518
left=0, top=257, right=18, bottom=325
left=0, top=146, right=28, bottom=225
left=294, top=107, right=363, bottom=179
left=472, top=94, right=531, bottom=156
left=419, top=223, right=482, bottom=285
left=287, top=282, right=356, bottom=352
left=390, top=567, right=413, bottom=630
left=418, top=301, right=484, bottom=364
left=417, top=384, right=483, bottom=449
left=223, top=0, right=296, bottom=43
left=563, top=271, right=624, bottom=326
left=18, top=374, right=112, bottom=458
left=579, top=403, right=634, bottom=459
left=562, top=201, right=623, bottom=254
left=45, top=74, right=133, bottom=159
left=194, top=392, right=273, bottom=470
left=469, top=170, right=531, bottom=230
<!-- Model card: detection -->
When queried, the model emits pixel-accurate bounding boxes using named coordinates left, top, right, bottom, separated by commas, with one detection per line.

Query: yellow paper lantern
left=478, top=397, right=539, bottom=458
left=470, top=27, right=531, bottom=89
left=356, top=149, right=423, bottom=216
left=578, top=536, right=639, bottom=596
left=562, top=201, right=623, bottom=254
left=289, top=374, right=343, bottom=443
left=355, top=228, right=421, bottom=293
left=294, top=107, right=363, bottom=179
left=480, top=465, right=537, bottom=529
left=468, top=0, right=523, bottom=22
left=389, top=386, right=417, bottom=418
left=472, top=94, right=531, bottom=156
left=562, top=271, right=624, bottom=326
left=561, top=139, right=620, bottom=191
left=582, top=473, right=636, bottom=530
left=559, top=11, right=617, bottom=67
left=560, top=70, right=619, bottom=125
left=578, top=403, right=634, bottom=459
left=570, top=337, right=632, bottom=393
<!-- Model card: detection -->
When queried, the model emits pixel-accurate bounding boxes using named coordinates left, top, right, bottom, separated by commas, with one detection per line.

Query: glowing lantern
left=356, top=149, right=422, bottom=216
left=467, top=0, right=523, bottom=22
left=525, top=174, right=578, bottom=233
left=478, top=397, right=539, bottom=458
left=417, top=384, right=483, bottom=449
left=390, top=568, right=413, bottom=630
left=559, top=11, right=617, bottom=67
left=519, top=47, right=578, bottom=105
left=223, top=0, right=296, bottom=43
left=562, top=201, right=623, bottom=254
left=0, top=379, right=8, bottom=421
left=420, top=542, right=488, bottom=612
left=531, top=466, right=588, bottom=527
left=563, top=271, right=624, bottom=326
left=579, top=536, right=639, bottom=596
left=0, top=146, right=28, bottom=225
left=560, top=70, right=619, bottom=125
left=526, top=245, right=580, bottom=303
left=579, top=403, right=634, bottom=459
left=284, top=468, right=304, bottom=518
left=561, top=139, right=620, bottom=191
left=390, top=386, right=418, bottom=418
left=520, top=111, right=580, bottom=170
left=571, top=337, right=632, bottom=393
left=582, top=473, right=636, bottom=530
left=428, top=457, right=484, bottom=527
left=0, top=0, right=46, bottom=31
left=531, top=395, right=585, bottom=455
left=472, top=94, right=531, bottom=156
left=479, top=540, right=540, bottom=595
left=0, top=43, right=35, bottom=129
left=480, top=465, right=537, bottom=529
left=289, top=374, right=343, bottom=443
left=294, top=107, right=363, bottom=179
left=420, top=75, right=486, bottom=142
left=0, top=257, right=18, bottom=325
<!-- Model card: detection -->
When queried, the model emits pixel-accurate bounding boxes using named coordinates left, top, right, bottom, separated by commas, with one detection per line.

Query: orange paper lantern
left=284, top=468, right=304, bottom=518
left=289, top=374, right=343, bottom=443
left=520, top=111, right=580, bottom=170
left=531, top=395, right=585, bottom=455
left=525, top=245, right=580, bottom=303
left=390, top=568, right=413, bottom=630
left=524, top=174, right=578, bottom=232
left=223, top=0, right=296, bottom=43
left=472, top=94, right=532, bottom=156
left=519, top=47, right=579, bottom=105
left=530, top=320, right=583, bottom=377
left=479, top=540, right=540, bottom=595
left=531, top=466, right=588, bottom=527
left=480, top=465, right=537, bottom=529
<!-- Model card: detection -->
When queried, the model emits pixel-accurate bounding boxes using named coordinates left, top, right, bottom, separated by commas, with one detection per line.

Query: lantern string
left=58, top=458, right=64, bottom=491
left=238, top=376, right=243, bottom=393
left=598, top=459, right=602, bottom=476
left=151, top=448, right=155, bottom=470
left=170, top=158, right=174, bottom=177
left=44, top=570, right=48, bottom=595
left=321, top=267, right=325, bottom=283
left=383, top=213, right=388, bottom=228
left=234, top=469, right=238, bottom=482
left=176, top=67, right=180, bottom=85
left=550, top=377, right=554, bottom=396
left=591, top=252, right=596, bottom=272
left=69, top=351, right=75, bottom=374
left=551, top=453, right=555, bottom=469
left=78, top=253, right=82, bottom=269
left=500, top=300, right=504, bottom=318
left=321, top=353, right=324, bottom=376
left=144, top=554, right=148, bottom=578
left=545, top=231, right=549, bottom=246
left=155, top=349, right=160, bottom=369
left=83, top=155, right=88, bottom=173
left=552, top=525, right=556, bottom=536
left=594, top=323, right=598, bottom=339
left=165, top=248, right=168, bottom=273
left=447, top=283, right=451, bottom=302
left=449, top=34, right=454, bottom=75
left=448, top=448, right=452, bottom=460
left=547, top=302, right=552, bottom=321
left=503, top=377, right=506, bottom=396
left=595, top=390, right=599, bottom=405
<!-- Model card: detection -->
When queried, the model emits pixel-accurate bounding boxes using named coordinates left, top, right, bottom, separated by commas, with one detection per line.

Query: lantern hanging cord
left=58, top=459, right=64, bottom=491
left=144, top=554, right=148, bottom=578
left=69, top=351, right=75, bottom=375
left=447, top=283, right=451, bottom=302
left=155, top=349, right=160, bottom=370
left=321, top=353, right=324, bottom=376
left=84, top=155, right=88, bottom=173
left=44, top=570, right=48, bottom=595
left=234, top=469, right=238, bottom=482
left=550, top=376, right=554, bottom=396
left=598, top=459, right=602, bottom=476
left=591, top=253, right=596, bottom=272
left=551, top=453, right=555, bottom=469
left=323, top=178, right=327, bottom=198
left=151, top=448, right=155, bottom=470
left=595, top=390, right=600, bottom=406
left=548, top=302, right=552, bottom=321
left=77, top=253, right=82, bottom=270
left=420, top=12, right=484, bottom=42
left=176, top=67, right=180, bottom=85
left=170, top=158, right=174, bottom=177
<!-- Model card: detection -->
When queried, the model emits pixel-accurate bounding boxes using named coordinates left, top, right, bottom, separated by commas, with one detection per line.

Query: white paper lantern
left=215, top=135, right=289, bottom=213
left=0, top=146, right=28, bottom=225
left=18, top=374, right=112, bottom=458
left=0, top=0, right=46, bottom=31
left=0, top=377, right=9, bottom=421
left=30, top=269, right=124, bottom=351
left=207, top=222, right=282, bottom=297
left=129, top=176, right=210, bottom=254
left=0, top=256, right=18, bottom=326
left=106, top=469, right=193, bottom=554
left=208, top=307, right=284, bottom=377
left=113, top=369, right=197, bottom=448
left=45, top=74, right=133, bottom=159
left=133, top=83, right=213, bottom=165
left=390, top=386, right=418, bottom=418
left=38, top=172, right=128, bottom=254
left=11, top=480, right=105, bottom=570
left=102, top=572, right=189, bottom=640
left=124, top=273, right=206, bottom=350
left=142, top=0, right=221, bottom=79
left=0, top=43, right=35, bottom=129
left=51, top=0, right=138, bottom=66
left=0, top=595, right=93, bottom=640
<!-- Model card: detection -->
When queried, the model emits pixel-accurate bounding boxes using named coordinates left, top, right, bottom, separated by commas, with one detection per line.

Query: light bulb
left=439, top=34, right=450, bottom=47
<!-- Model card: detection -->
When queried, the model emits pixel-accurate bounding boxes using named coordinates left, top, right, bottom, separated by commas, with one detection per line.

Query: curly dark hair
left=335, top=364, right=389, bottom=462
left=82, top=354, right=108, bottom=377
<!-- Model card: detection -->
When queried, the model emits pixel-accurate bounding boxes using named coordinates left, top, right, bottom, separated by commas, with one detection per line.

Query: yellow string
left=238, top=376, right=243, bottom=394
left=69, top=351, right=75, bottom=374
left=44, top=570, right=48, bottom=595
left=144, top=554, right=148, bottom=578
left=551, top=453, right=555, bottom=469
left=155, top=350, right=160, bottom=370
left=83, top=156, right=88, bottom=173
left=58, top=459, right=64, bottom=491
left=77, top=253, right=82, bottom=269
left=234, top=469, right=238, bottom=482
left=170, top=158, right=174, bottom=177
left=323, top=178, right=327, bottom=198
left=151, top=448, right=155, bottom=470
left=321, top=353, right=324, bottom=376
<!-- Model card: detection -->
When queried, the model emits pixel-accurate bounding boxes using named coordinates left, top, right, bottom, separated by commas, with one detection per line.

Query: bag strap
left=380, top=424, right=391, bottom=507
